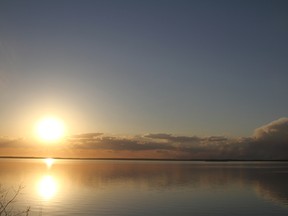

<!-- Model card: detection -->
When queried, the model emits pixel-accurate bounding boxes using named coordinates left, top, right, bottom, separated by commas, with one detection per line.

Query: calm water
left=1, top=159, right=288, bottom=216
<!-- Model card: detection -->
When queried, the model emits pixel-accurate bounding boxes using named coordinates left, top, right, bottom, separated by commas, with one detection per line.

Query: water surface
left=1, top=159, right=288, bottom=216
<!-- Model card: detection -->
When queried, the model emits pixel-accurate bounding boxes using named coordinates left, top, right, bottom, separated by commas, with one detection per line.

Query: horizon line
left=1, top=156, right=288, bottom=162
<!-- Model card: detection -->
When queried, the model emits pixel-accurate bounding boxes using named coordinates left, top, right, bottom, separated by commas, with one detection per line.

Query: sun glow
left=35, top=116, right=66, bottom=142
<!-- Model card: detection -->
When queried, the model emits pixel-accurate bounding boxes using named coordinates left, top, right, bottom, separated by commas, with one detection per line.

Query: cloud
left=69, top=133, right=104, bottom=141
left=0, top=137, right=24, bottom=148
left=144, top=133, right=202, bottom=143
left=66, top=117, right=288, bottom=160
left=68, top=135, right=174, bottom=151
left=67, top=132, right=233, bottom=159
left=0, top=136, right=54, bottom=149
left=1, top=117, right=288, bottom=160
left=247, top=118, right=288, bottom=159
left=253, top=118, right=288, bottom=142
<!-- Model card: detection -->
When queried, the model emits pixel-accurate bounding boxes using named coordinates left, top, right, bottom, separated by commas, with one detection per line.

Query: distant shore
left=0, top=156, right=288, bottom=162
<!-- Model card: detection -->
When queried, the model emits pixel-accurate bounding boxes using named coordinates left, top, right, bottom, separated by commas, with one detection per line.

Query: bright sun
left=35, top=117, right=66, bottom=142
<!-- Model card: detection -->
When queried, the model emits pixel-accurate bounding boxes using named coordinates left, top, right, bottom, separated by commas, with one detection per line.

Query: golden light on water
left=35, top=116, right=66, bottom=142
left=38, top=175, right=58, bottom=200
left=44, top=158, right=54, bottom=169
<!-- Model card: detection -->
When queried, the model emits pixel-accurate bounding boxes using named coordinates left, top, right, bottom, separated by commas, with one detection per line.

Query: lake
left=1, top=159, right=288, bottom=216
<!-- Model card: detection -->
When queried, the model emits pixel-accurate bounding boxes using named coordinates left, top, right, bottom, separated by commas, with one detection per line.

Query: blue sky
left=0, top=0, right=288, bottom=138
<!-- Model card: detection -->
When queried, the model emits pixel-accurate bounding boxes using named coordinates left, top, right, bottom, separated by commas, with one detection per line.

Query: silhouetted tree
left=0, top=185, right=30, bottom=216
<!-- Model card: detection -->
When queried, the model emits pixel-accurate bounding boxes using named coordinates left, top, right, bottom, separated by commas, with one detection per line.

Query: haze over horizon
left=0, top=0, right=288, bottom=159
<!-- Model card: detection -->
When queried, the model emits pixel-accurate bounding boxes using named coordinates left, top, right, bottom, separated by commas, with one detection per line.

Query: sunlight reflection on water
left=1, top=159, right=288, bottom=216
left=44, top=158, right=54, bottom=169
left=38, top=175, right=58, bottom=200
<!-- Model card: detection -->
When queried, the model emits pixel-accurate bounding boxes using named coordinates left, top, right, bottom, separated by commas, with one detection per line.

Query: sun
left=35, top=116, right=66, bottom=142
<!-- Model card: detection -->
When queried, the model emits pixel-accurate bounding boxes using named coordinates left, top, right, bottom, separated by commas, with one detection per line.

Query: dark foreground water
left=1, top=159, right=288, bottom=216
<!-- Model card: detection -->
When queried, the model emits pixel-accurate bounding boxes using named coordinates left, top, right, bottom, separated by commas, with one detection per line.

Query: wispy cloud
left=0, top=137, right=25, bottom=148
left=68, top=135, right=174, bottom=151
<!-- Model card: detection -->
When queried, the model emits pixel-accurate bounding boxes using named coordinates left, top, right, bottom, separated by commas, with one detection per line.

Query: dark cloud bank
left=1, top=118, right=288, bottom=160
left=67, top=118, right=288, bottom=160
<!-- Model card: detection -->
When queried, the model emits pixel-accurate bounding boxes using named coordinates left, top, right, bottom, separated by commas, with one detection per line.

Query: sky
left=0, top=0, right=288, bottom=159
